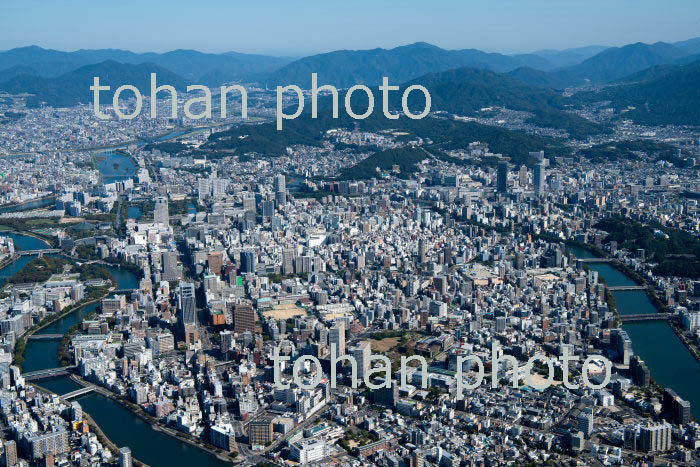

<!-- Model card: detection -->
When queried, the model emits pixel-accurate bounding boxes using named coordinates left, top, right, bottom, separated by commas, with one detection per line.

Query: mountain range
left=2, top=38, right=700, bottom=90
left=1, top=37, right=699, bottom=126
left=574, top=60, right=700, bottom=126
left=0, top=61, right=190, bottom=108
left=0, top=46, right=290, bottom=83
left=263, top=42, right=553, bottom=88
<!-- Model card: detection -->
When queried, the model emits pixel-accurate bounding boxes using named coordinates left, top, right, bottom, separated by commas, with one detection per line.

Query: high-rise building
left=352, top=341, right=372, bottom=380
left=154, top=196, right=169, bottom=225
left=411, top=450, right=425, bottom=467
left=282, top=249, right=296, bottom=276
left=261, top=200, right=275, bottom=218
left=662, top=388, right=691, bottom=424
left=611, top=328, right=633, bottom=365
left=162, top=251, right=182, bottom=281
left=220, top=330, right=235, bottom=353
left=101, top=295, right=126, bottom=315
left=289, top=438, right=328, bottom=463
left=198, top=178, right=211, bottom=202
left=630, top=355, right=650, bottom=387
left=210, top=424, right=236, bottom=452
left=3, top=440, right=17, bottom=467
left=234, top=304, right=256, bottom=334
left=177, top=282, right=197, bottom=327
left=26, top=428, right=69, bottom=460
left=207, top=250, right=225, bottom=275
left=211, top=177, right=228, bottom=199
left=329, top=323, right=346, bottom=356
left=119, top=447, right=132, bottom=467
left=639, top=422, right=672, bottom=452
left=577, top=408, right=593, bottom=438
left=534, top=161, right=546, bottom=196
left=497, top=161, right=508, bottom=193
left=248, top=417, right=273, bottom=449
left=274, top=174, right=286, bottom=193
left=418, top=239, right=427, bottom=264
left=70, top=401, right=82, bottom=422
left=518, top=165, right=528, bottom=187
left=240, top=250, right=257, bottom=274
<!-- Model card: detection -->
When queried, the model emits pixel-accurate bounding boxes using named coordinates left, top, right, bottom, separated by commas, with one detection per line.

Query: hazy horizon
left=2, top=0, right=699, bottom=56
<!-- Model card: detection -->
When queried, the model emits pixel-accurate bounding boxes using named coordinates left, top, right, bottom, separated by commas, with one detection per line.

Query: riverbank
left=0, top=227, right=57, bottom=248
left=569, top=245, right=700, bottom=420
left=30, top=381, right=149, bottom=467
left=564, top=240, right=669, bottom=314
left=668, top=319, right=700, bottom=364
left=14, top=287, right=113, bottom=369
left=69, top=375, right=237, bottom=463
left=0, top=195, right=56, bottom=212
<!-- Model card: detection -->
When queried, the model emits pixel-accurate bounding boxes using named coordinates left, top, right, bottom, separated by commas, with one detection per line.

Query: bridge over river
left=607, top=286, right=647, bottom=291
left=61, top=385, right=96, bottom=400
left=26, top=334, right=63, bottom=340
left=17, top=249, right=61, bottom=256
left=620, top=313, right=673, bottom=323
left=23, top=366, right=76, bottom=380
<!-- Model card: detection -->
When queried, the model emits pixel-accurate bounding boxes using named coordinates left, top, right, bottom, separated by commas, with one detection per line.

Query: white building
left=289, top=437, right=328, bottom=463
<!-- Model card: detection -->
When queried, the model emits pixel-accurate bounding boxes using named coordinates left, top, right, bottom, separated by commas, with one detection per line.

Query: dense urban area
left=0, top=35, right=700, bottom=467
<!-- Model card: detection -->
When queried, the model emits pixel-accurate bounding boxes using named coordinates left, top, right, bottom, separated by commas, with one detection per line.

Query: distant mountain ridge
left=263, top=42, right=555, bottom=88
left=0, top=45, right=290, bottom=84
left=552, top=41, right=687, bottom=85
left=397, top=67, right=611, bottom=139
left=574, top=60, right=700, bottom=126
left=2, top=37, right=700, bottom=91
left=531, top=45, right=609, bottom=68
left=0, top=61, right=190, bottom=108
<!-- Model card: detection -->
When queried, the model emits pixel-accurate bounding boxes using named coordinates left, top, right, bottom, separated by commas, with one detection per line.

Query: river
left=0, top=198, right=56, bottom=213
left=4, top=132, right=232, bottom=467
left=0, top=232, right=52, bottom=287
left=569, top=246, right=700, bottom=419
left=13, top=255, right=230, bottom=466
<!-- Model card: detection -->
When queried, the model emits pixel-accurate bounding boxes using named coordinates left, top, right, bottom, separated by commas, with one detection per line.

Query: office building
left=534, top=161, right=546, bottom=196
left=289, top=438, right=328, bottom=463
left=497, top=161, right=508, bottom=193
left=178, top=282, right=197, bottom=327
left=234, top=304, right=256, bottom=334
left=329, top=323, right=345, bottom=356
left=577, top=408, right=593, bottom=439
left=248, top=417, right=273, bottom=449
left=240, top=250, right=257, bottom=274
left=351, top=340, right=372, bottom=380
left=3, top=440, right=17, bottom=467
left=154, top=196, right=169, bottom=225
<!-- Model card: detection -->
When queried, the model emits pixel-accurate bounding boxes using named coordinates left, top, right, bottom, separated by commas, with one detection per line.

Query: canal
left=569, top=246, right=700, bottom=419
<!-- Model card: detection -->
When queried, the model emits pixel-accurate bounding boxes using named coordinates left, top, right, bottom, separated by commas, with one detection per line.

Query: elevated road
left=607, top=286, right=647, bottom=291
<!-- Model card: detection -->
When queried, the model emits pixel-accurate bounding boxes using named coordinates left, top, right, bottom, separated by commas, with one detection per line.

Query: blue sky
left=2, top=0, right=699, bottom=55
